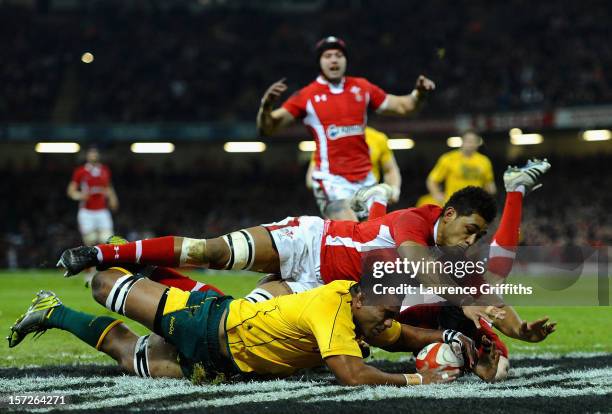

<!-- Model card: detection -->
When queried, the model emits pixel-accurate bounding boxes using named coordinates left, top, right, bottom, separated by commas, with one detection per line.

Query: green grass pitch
left=0, top=270, right=610, bottom=367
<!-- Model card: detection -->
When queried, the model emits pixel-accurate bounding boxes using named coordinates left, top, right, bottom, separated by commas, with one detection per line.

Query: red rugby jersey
left=71, top=163, right=112, bottom=210
left=282, top=76, right=387, bottom=182
left=319, top=205, right=442, bottom=283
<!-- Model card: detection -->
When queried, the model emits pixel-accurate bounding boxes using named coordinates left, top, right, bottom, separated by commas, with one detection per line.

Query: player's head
left=85, top=146, right=100, bottom=164
left=349, top=283, right=400, bottom=339
left=316, top=36, right=347, bottom=83
left=438, top=186, right=497, bottom=249
left=461, top=130, right=483, bottom=155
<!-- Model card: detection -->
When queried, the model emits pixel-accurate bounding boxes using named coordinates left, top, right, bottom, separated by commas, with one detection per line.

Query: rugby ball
left=416, top=342, right=464, bottom=371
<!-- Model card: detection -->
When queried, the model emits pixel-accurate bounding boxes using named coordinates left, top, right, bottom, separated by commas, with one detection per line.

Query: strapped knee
left=222, top=230, right=255, bottom=270
left=133, top=335, right=151, bottom=378
left=105, top=268, right=144, bottom=315
left=245, top=287, right=273, bottom=303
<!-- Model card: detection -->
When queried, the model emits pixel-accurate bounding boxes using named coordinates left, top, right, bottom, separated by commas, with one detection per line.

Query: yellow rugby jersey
left=428, top=150, right=494, bottom=201
left=225, top=280, right=401, bottom=376
left=309, top=127, right=393, bottom=182
left=365, top=127, right=393, bottom=182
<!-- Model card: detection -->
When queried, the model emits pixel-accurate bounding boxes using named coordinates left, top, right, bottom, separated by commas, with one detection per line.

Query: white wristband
left=403, top=373, right=423, bottom=385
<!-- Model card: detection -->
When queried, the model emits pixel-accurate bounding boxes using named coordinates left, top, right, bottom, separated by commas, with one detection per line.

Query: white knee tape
left=105, top=273, right=143, bottom=315
left=245, top=288, right=273, bottom=303
left=222, top=230, right=255, bottom=271
left=133, top=335, right=151, bottom=378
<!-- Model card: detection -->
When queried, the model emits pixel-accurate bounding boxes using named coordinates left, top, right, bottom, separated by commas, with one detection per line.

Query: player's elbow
left=334, top=371, right=364, bottom=386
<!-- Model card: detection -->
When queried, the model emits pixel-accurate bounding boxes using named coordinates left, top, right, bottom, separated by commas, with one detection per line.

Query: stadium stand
left=1, top=0, right=611, bottom=123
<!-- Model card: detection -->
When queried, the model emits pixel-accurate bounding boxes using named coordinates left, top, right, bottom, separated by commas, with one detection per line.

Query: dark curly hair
left=442, top=186, right=497, bottom=223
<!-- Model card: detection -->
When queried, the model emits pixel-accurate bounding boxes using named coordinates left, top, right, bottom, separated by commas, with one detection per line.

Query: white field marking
left=381, top=351, right=610, bottom=364
left=507, top=365, right=557, bottom=378
left=11, top=366, right=611, bottom=411
left=1, top=354, right=610, bottom=411
left=170, top=382, right=347, bottom=410
left=308, top=367, right=612, bottom=403
left=20, top=377, right=334, bottom=412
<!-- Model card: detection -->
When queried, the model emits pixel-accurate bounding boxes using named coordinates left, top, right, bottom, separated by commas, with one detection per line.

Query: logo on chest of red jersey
left=326, top=124, right=365, bottom=140
left=350, top=86, right=363, bottom=102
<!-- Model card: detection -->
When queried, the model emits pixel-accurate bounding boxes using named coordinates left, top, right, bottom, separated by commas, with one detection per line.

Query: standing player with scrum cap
left=257, top=36, right=434, bottom=221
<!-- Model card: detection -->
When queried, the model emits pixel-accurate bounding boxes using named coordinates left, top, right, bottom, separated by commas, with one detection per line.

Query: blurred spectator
left=1, top=0, right=611, bottom=123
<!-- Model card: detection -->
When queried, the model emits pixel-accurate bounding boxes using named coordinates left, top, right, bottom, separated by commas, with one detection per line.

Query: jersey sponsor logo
left=314, top=94, right=327, bottom=103
left=326, top=124, right=365, bottom=140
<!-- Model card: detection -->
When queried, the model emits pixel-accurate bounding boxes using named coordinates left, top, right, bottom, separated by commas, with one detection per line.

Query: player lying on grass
left=57, top=160, right=555, bottom=379
left=7, top=271, right=501, bottom=385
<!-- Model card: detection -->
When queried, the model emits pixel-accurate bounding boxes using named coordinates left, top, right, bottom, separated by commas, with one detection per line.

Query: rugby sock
left=95, top=236, right=177, bottom=267
left=150, top=267, right=224, bottom=295
left=488, top=192, right=523, bottom=279
left=368, top=200, right=388, bottom=220
left=46, top=305, right=122, bottom=349
left=476, top=318, right=509, bottom=358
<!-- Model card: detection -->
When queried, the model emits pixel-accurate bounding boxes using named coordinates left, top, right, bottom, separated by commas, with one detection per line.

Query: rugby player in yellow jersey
left=8, top=267, right=501, bottom=385
left=306, top=126, right=402, bottom=221
left=426, top=130, right=496, bottom=205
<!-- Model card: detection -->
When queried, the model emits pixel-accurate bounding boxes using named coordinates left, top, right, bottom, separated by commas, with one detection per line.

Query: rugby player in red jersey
left=257, top=36, right=434, bottom=221
left=67, top=146, right=119, bottom=286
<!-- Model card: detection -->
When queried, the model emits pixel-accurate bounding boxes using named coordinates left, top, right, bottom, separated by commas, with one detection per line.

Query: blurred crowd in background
left=2, top=154, right=610, bottom=268
left=1, top=0, right=611, bottom=123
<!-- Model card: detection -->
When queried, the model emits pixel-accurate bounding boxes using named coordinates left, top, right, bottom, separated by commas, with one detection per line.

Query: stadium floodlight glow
left=509, top=128, right=523, bottom=137
left=35, top=142, right=80, bottom=153
left=388, top=138, right=415, bottom=150
left=299, top=141, right=317, bottom=152
left=510, top=133, right=543, bottom=146
left=81, top=52, right=94, bottom=64
left=447, top=136, right=463, bottom=148
left=582, top=129, right=611, bottom=141
left=130, top=142, right=175, bottom=153
left=224, top=141, right=267, bottom=153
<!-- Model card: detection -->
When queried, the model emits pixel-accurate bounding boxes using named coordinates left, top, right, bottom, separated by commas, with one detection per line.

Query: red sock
left=476, top=318, right=509, bottom=358
left=96, top=236, right=177, bottom=267
left=488, top=192, right=523, bottom=278
left=150, top=267, right=224, bottom=295
left=368, top=201, right=387, bottom=220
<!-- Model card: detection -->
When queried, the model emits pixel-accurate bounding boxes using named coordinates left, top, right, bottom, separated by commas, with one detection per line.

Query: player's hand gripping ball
left=416, top=343, right=464, bottom=371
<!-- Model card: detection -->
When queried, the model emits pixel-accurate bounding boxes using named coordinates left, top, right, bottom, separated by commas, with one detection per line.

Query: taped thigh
left=105, top=268, right=144, bottom=315
left=133, top=334, right=151, bottom=378
left=221, top=230, right=255, bottom=270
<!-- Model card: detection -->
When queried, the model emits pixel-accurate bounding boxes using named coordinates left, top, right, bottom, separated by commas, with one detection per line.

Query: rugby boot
left=7, top=290, right=62, bottom=348
left=503, top=158, right=551, bottom=195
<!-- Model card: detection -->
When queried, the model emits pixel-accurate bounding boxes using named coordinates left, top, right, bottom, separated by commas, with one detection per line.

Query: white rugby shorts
left=78, top=208, right=114, bottom=235
left=311, top=170, right=377, bottom=215
left=262, top=216, right=326, bottom=292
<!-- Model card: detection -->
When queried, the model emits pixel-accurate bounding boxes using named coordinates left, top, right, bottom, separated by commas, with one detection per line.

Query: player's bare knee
left=91, top=270, right=115, bottom=304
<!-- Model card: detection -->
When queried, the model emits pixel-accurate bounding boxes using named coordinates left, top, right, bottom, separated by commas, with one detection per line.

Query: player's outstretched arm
left=256, top=78, right=295, bottom=136
left=374, top=324, right=478, bottom=371
left=493, top=305, right=556, bottom=342
left=325, top=354, right=458, bottom=386
left=378, top=75, right=435, bottom=116
left=398, top=241, right=506, bottom=328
